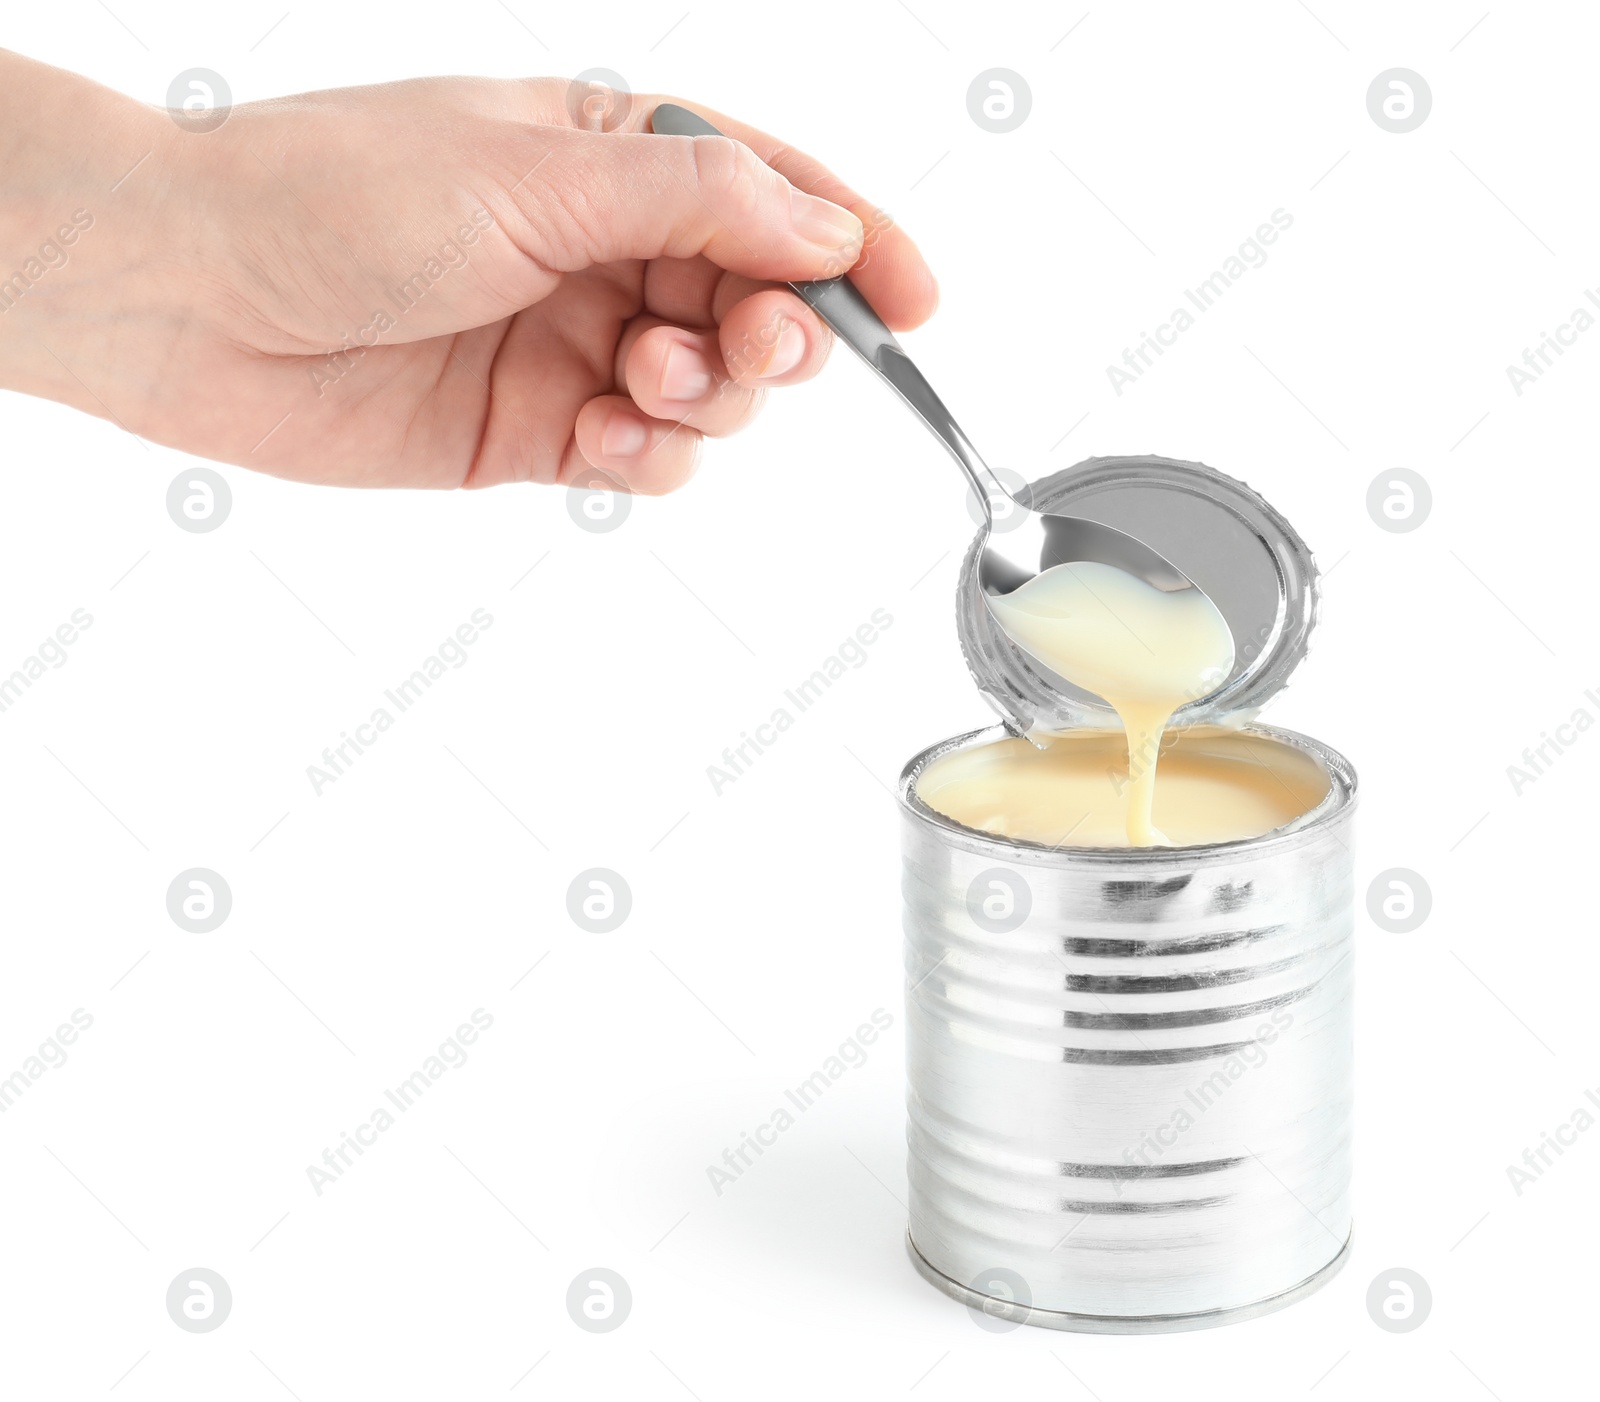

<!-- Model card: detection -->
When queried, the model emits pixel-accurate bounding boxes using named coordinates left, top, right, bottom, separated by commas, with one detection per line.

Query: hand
left=0, top=53, right=938, bottom=493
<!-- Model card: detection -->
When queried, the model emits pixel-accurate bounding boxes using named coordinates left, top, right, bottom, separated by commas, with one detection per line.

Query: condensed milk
left=916, top=725, right=1330, bottom=848
left=971, top=560, right=1237, bottom=844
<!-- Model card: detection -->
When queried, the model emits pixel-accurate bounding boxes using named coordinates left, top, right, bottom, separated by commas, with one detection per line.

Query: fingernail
left=601, top=412, right=650, bottom=458
left=659, top=341, right=714, bottom=402
left=757, top=318, right=807, bottom=380
left=790, top=189, right=864, bottom=251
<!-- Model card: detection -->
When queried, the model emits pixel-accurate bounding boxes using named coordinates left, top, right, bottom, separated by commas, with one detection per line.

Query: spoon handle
left=648, top=103, right=1011, bottom=511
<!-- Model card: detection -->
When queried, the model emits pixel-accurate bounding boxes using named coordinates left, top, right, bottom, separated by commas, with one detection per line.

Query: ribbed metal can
left=900, top=723, right=1356, bottom=1333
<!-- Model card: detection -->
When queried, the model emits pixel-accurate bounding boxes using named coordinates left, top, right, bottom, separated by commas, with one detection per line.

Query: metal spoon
left=648, top=102, right=1202, bottom=601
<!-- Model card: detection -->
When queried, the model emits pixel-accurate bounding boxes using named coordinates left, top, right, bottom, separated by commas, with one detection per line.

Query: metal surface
left=648, top=104, right=1200, bottom=607
left=958, top=455, right=1320, bottom=736
left=899, top=724, right=1356, bottom=1330
left=906, top=1230, right=1352, bottom=1334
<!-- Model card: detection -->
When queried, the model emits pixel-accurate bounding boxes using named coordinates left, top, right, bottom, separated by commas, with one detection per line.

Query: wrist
left=0, top=50, right=179, bottom=413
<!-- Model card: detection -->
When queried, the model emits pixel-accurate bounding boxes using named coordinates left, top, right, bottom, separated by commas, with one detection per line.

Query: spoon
left=648, top=102, right=1202, bottom=602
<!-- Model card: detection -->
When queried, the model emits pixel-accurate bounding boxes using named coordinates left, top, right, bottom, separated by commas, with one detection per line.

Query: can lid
left=956, top=454, right=1318, bottom=735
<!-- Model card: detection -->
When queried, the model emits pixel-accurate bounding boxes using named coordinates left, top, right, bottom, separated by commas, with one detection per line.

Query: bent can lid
left=957, top=454, right=1318, bottom=736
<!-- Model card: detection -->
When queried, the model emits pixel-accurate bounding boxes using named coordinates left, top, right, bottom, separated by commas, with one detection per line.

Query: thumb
left=518, top=129, right=865, bottom=281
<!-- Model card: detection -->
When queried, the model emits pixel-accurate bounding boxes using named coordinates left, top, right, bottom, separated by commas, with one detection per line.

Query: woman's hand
left=0, top=53, right=938, bottom=493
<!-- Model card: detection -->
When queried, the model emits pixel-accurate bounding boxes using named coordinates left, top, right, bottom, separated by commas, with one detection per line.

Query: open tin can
left=901, top=456, right=1356, bottom=1332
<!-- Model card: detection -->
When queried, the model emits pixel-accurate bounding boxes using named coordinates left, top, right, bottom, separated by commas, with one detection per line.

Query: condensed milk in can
left=900, top=456, right=1356, bottom=1332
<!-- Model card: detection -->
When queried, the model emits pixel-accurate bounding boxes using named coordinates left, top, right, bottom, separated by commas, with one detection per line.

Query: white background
left=1, top=1, right=1594, bottom=1397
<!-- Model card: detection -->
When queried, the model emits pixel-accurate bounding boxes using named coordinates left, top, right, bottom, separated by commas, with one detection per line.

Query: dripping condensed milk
left=901, top=455, right=1355, bottom=1332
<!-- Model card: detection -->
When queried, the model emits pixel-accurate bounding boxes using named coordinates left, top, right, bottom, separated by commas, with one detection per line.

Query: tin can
left=900, top=723, right=1355, bottom=1331
left=903, top=456, right=1356, bottom=1332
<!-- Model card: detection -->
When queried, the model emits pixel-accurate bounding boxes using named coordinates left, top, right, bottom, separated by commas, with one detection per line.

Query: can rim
left=905, top=1228, right=1353, bottom=1335
left=898, top=723, right=1357, bottom=864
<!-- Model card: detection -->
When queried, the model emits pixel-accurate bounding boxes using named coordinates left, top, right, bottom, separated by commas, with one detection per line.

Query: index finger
left=625, top=95, right=940, bottom=333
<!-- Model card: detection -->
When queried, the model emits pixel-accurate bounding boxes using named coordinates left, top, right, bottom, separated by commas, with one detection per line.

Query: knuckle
left=688, top=135, right=767, bottom=225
